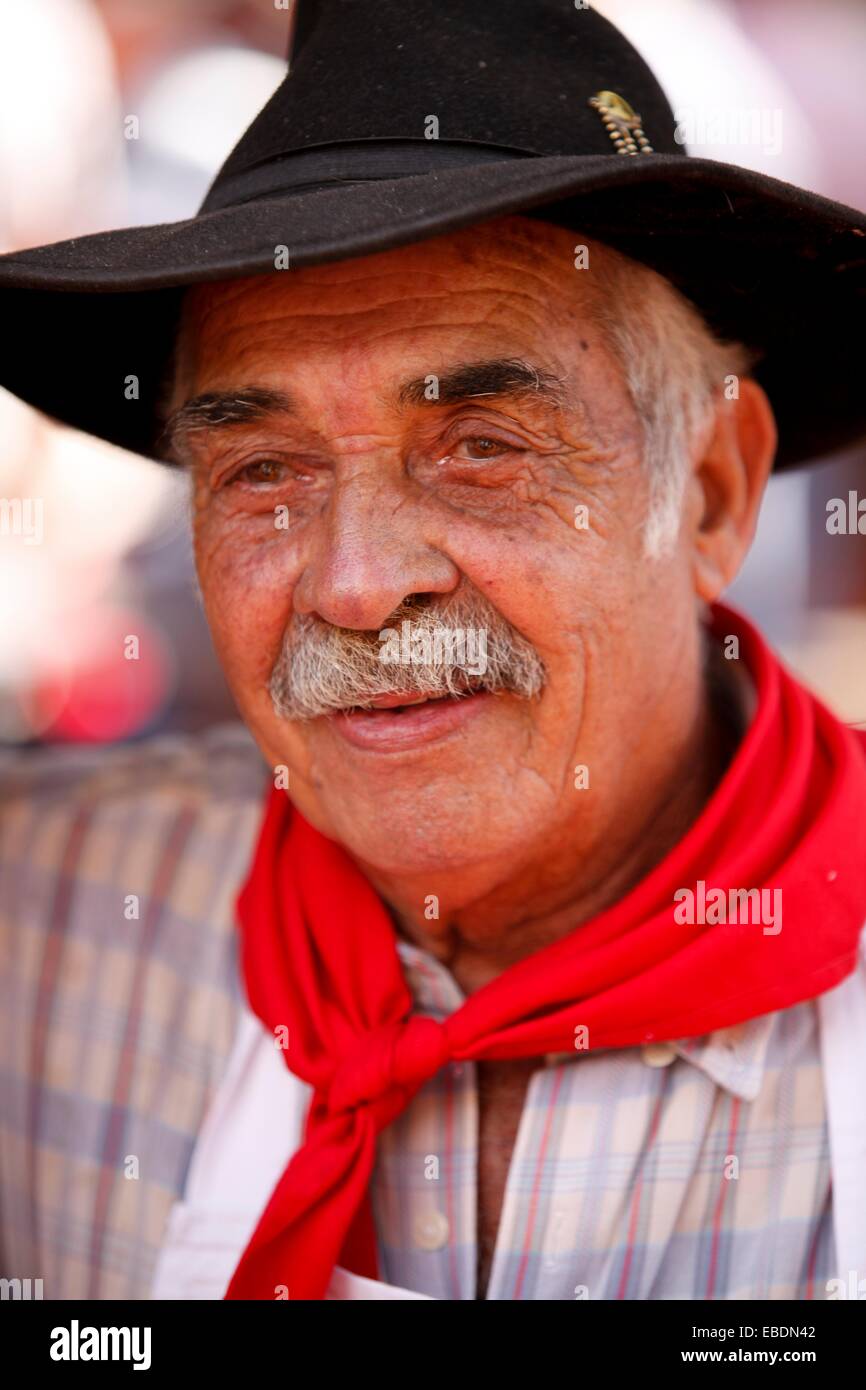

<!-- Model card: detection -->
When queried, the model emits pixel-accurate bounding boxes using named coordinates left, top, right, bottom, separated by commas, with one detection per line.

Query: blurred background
left=0, top=0, right=863, bottom=745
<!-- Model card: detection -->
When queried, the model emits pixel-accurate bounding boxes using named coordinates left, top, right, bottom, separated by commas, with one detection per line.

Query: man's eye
left=454, top=436, right=512, bottom=461
left=228, top=459, right=286, bottom=486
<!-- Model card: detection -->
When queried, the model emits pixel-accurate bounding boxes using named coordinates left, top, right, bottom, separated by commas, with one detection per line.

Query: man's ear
left=689, top=378, right=777, bottom=603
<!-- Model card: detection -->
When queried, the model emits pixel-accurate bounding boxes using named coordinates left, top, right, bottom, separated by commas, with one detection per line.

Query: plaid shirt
left=374, top=943, right=833, bottom=1300
left=0, top=726, right=836, bottom=1299
left=0, top=726, right=263, bottom=1300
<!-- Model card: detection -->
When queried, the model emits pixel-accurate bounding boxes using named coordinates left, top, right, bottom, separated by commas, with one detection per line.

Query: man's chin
left=288, top=688, right=543, bottom=875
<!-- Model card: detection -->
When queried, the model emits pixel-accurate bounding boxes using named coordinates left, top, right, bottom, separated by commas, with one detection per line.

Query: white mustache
left=269, top=591, right=546, bottom=721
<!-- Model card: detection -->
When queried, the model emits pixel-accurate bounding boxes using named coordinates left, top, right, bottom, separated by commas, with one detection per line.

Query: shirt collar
left=671, top=1014, right=777, bottom=1100
left=396, top=938, right=777, bottom=1102
left=397, top=938, right=464, bottom=1014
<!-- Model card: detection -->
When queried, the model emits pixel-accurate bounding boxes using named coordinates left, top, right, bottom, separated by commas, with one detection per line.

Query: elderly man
left=1, top=1, right=865, bottom=1304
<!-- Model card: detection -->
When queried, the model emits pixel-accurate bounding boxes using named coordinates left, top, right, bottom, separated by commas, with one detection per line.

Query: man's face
left=176, top=216, right=716, bottom=886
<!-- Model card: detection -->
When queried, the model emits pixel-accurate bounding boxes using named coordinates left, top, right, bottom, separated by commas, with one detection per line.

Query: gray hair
left=584, top=244, right=756, bottom=557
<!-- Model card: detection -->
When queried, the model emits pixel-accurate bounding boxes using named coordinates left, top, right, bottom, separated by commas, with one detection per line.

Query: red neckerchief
left=225, top=603, right=866, bottom=1299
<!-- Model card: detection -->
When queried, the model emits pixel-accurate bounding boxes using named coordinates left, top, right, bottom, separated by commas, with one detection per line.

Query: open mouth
left=327, top=683, right=493, bottom=750
left=345, top=683, right=484, bottom=715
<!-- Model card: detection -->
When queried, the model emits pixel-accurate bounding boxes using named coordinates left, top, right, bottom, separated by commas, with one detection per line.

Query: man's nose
left=292, top=472, right=459, bottom=630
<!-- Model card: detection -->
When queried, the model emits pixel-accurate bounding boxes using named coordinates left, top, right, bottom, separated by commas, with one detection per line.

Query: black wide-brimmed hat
left=0, top=0, right=864, bottom=467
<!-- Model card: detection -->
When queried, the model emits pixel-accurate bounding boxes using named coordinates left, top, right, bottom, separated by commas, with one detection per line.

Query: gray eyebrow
left=397, top=357, right=570, bottom=409
left=161, top=387, right=294, bottom=460
left=162, top=357, right=571, bottom=462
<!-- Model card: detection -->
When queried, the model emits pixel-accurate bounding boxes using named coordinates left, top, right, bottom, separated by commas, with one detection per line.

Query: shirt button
left=413, top=1210, right=450, bottom=1251
left=642, top=1041, right=677, bottom=1068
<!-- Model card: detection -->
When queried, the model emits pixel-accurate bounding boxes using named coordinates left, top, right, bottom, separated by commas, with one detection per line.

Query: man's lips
left=325, top=687, right=494, bottom=751
left=364, top=691, right=446, bottom=710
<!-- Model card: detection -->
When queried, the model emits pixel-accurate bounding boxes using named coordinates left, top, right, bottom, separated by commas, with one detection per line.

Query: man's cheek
left=198, top=520, right=295, bottom=614
left=197, top=571, right=288, bottom=696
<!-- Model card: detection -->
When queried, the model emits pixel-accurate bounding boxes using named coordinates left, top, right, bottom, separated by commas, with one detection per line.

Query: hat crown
left=211, top=0, right=680, bottom=197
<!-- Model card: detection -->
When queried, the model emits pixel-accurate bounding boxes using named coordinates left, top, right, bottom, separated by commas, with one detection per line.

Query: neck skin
left=357, top=639, right=748, bottom=996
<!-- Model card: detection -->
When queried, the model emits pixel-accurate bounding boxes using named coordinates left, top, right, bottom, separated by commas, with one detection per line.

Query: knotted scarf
left=225, top=603, right=866, bottom=1299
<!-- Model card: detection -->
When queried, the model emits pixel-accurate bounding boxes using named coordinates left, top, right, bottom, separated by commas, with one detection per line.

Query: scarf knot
left=226, top=603, right=866, bottom=1300
left=327, top=1015, right=450, bottom=1116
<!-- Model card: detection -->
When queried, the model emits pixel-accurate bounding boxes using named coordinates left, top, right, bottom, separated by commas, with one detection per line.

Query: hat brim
left=0, top=151, right=864, bottom=466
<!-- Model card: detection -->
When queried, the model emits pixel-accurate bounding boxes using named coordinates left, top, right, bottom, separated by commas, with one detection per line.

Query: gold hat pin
left=589, top=90, right=654, bottom=155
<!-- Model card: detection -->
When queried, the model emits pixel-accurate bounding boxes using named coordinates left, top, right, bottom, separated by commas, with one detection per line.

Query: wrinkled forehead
left=171, top=216, right=627, bottom=393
